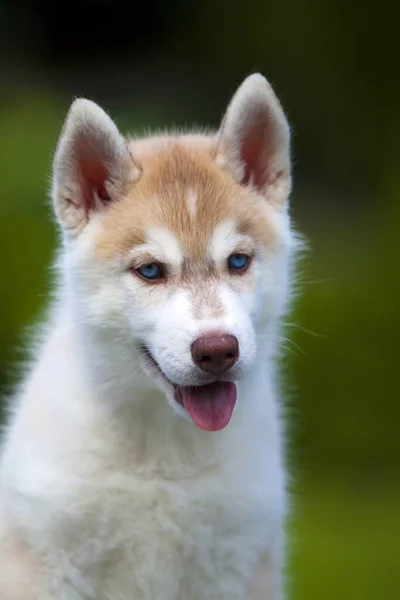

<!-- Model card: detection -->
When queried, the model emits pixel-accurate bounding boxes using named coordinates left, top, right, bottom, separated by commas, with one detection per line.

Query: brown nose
left=191, top=334, right=239, bottom=374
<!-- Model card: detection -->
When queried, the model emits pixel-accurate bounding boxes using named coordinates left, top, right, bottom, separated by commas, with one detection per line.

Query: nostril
left=201, top=355, right=212, bottom=363
left=225, top=352, right=234, bottom=359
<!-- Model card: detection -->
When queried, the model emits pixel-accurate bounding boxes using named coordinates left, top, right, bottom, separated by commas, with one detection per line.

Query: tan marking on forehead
left=94, top=134, right=278, bottom=261
left=187, top=188, right=197, bottom=221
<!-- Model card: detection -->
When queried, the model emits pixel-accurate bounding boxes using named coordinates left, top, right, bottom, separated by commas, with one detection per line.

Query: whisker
left=284, top=322, right=325, bottom=338
left=255, top=342, right=303, bottom=363
left=275, top=343, right=303, bottom=362
left=298, top=278, right=334, bottom=286
left=274, top=335, right=305, bottom=356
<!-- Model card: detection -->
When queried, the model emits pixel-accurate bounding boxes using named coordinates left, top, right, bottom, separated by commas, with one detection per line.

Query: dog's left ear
left=216, top=74, right=291, bottom=208
left=52, top=99, right=140, bottom=236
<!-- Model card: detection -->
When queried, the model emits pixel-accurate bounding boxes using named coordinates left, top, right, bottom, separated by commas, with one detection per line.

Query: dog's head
left=52, top=74, right=296, bottom=430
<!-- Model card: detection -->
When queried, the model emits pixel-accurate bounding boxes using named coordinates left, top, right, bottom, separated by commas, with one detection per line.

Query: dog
left=0, top=73, right=299, bottom=599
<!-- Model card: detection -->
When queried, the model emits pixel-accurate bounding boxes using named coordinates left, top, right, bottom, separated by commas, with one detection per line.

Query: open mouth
left=139, top=346, right=237, bottom=432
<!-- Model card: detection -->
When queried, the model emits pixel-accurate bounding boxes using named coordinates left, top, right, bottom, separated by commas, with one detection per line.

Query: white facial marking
left=208, top=218, right=251, bottom=267
left=187, top=188, right=197, bottom=221
left=131, top=227, right=183, bottom=266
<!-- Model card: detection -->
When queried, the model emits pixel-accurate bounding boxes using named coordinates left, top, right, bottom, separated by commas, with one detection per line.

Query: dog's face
left=53, top=75, right=294, bottom=430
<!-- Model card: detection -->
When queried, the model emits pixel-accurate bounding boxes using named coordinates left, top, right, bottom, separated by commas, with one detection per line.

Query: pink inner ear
left=76, top=135, right=112, bottom=213
left=240, top=117, right=270, bottom=190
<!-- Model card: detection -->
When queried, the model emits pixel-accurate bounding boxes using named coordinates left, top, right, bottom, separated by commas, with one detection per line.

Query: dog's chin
left=138, top=346, right=240, bottom=432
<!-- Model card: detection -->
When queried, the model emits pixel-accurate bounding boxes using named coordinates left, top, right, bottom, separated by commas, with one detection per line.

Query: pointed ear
left=52, top=99, right=140, bottom=235
left=216, top=74, right=291, bottom=207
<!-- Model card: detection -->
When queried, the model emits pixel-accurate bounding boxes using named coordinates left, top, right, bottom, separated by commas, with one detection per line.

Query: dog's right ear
left=52, top=99, right=140, bottom=236
left=216, top=74, right=291, bottom=209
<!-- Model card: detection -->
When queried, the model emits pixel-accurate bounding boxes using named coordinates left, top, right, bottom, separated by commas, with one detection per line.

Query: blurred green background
left=0, top=1, right=399, bottom=598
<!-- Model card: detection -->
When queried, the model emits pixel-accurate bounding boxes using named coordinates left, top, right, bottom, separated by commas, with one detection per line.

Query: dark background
left=0, top=1, right=399, bottom=598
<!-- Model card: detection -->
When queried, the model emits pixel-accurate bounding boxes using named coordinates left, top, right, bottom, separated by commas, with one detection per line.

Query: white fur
left=208, top=218, right=244, bottom=265
left=0, top=74, right=297, bottom=599
left=131, top=227, right=184, bottom=271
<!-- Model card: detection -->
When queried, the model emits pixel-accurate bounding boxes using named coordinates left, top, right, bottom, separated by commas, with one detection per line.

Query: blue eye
left=137, top=263, right=163, bottom=280
left=228, top=253, right=250, bottom=272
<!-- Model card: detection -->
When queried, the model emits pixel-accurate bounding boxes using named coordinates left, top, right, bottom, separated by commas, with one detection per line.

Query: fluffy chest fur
left=40, top=456, right=280, bottom=599
left=2, top=342, right=283, bottom=600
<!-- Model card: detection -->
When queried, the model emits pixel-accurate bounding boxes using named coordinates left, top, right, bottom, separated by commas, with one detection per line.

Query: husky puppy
left=0, top=74, right=298, bottom=599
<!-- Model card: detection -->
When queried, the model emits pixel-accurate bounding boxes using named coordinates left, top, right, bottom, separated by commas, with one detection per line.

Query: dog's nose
left=191, top=334, right=239, bottom=374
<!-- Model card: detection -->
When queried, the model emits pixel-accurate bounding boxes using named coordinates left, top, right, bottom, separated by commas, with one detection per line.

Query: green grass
left=289, top=479, right=400, bottom=599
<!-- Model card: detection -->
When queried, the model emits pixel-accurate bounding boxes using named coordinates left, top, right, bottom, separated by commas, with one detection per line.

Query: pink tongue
left=178, top=382, right=237, bottom=431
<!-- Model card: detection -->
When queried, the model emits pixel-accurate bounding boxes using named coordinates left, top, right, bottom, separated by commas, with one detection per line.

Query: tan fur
left=95, top=136, right=278, bottom=263
left=93, top=136, right=279, bottom=319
